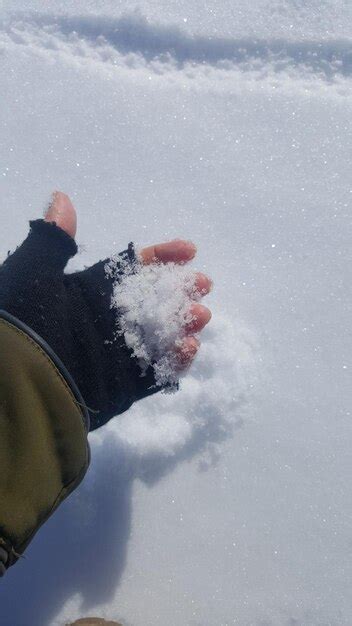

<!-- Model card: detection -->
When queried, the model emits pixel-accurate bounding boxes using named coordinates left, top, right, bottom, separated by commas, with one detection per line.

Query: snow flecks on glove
left=105, top=254, right=200, bottom=388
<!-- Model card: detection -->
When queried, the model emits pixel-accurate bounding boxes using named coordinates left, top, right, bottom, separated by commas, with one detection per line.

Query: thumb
left=45, top=191, right=77, bottom=239
left=1, top=192, right=78, bottom=278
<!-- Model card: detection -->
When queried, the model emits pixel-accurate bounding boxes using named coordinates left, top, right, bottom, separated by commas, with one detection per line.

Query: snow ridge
left=2, top=11, right=352, bottom=85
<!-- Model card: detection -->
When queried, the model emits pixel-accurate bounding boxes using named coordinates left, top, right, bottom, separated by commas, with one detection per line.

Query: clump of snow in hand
left=105, top=249, right=201, bottom=388
left=101, top=249, right=258, bottom=467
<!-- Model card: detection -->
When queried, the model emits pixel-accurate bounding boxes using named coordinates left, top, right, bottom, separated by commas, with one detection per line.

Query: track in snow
left=1, top=12, right=352, bottom=86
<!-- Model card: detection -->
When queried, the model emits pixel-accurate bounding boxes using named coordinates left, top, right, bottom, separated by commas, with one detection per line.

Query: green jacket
left=0, top=310, right=90, bottom=569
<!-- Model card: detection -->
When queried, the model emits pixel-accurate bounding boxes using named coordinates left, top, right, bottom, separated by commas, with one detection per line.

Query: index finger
left=140, top=239, right=197, bottom=265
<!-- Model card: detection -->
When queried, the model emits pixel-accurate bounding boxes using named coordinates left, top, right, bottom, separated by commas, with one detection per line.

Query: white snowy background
left=0, top=1, right=351, bottom=625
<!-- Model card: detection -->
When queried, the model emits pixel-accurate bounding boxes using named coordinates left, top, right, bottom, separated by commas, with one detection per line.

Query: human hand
left=46, top=191, right=212, bottom=371
left=1, top=191, right=212, bottom=431
left=0, top=191, right=213, bottom=574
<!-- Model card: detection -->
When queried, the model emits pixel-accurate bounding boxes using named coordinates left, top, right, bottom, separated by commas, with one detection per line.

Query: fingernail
left=187, top=240, right=197, bottom=253
left=170, top=238, right=196, bottom=252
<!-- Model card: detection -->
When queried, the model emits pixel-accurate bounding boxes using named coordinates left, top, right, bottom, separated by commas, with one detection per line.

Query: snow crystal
left=106, top=251, right=203, bottom=387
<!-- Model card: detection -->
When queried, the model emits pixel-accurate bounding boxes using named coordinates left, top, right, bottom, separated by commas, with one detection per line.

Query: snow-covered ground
left=0, top=2, right=351, bottom=625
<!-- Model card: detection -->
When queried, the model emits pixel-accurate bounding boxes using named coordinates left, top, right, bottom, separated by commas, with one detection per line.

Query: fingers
left=139, top=239, right=212, bottom=374
left=140, top=239, right=212, bottom=295
left=140, top=239, right=197, bottom=265
left=175, top=296, right=212, bottom=369
left=193, top=272, right=213, bottom=297
left=184, top=303, right=212, bottom=333
left=175, top=336, right=200, bottom=370
left=44, top=191, right=77, bottom=239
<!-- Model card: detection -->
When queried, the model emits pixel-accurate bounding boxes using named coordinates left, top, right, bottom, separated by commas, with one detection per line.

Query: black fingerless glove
left=0, top=219, right=158, bottom=431
left=0, top=218, right=162, bottom=573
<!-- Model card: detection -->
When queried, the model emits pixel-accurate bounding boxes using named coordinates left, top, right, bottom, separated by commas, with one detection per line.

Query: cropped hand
left=0, top=191, right=212, bottom=431
left=46, top=191, right=212, bottom=369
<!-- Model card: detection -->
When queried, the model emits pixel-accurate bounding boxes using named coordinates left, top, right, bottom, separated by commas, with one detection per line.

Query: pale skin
left=0, top=191, right=212, bottom=576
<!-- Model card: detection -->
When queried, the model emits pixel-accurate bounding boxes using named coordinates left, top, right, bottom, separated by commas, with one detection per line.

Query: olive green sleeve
left=0, top=314, right=90, bottom=570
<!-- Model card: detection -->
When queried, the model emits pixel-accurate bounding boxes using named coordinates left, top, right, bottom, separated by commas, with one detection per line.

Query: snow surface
left=0, top=2, right=351, bottom=625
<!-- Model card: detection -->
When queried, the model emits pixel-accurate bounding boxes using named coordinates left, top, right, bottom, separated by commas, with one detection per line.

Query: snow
left=0, top=2, right=351, bottom=625
left=108, top=256, right=201, bottom=387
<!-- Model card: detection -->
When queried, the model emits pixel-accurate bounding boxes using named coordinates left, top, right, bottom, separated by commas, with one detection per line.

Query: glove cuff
left=27, top=219, right=78, bottom=271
